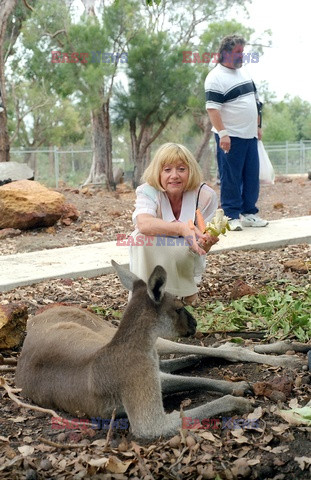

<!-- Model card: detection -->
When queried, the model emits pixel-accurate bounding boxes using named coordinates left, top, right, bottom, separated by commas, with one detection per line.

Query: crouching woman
left=129, top=143, right=218, bottom=305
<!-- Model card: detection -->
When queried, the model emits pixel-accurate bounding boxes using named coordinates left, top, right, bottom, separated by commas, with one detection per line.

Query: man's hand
left=220, top=135, right=231, bottom=153
left=206, top=109, right=230, bottom=153
left=258, top=127, right=262, bottom=140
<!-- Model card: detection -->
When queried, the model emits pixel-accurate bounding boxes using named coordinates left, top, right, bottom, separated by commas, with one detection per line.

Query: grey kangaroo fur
left=15, top=261, right=299, bottom=438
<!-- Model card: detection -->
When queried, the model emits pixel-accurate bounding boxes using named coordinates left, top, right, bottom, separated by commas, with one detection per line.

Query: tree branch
left=0, top=376, right=59, bottom=418
left=22, top=0, right=34, bottom=11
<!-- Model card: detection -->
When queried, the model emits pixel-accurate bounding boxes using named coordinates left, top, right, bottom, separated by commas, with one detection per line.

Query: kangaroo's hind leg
left=160, top=372, right=252, bottom=396
left=159, top=355, right=204, bottom=373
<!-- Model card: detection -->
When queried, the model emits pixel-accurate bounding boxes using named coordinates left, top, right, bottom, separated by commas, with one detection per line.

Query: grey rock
left=0, top=161, right=34, bottom=181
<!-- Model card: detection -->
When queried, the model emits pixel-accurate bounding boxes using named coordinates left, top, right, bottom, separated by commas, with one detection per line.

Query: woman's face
left=160, top=162, right=189, bottom=195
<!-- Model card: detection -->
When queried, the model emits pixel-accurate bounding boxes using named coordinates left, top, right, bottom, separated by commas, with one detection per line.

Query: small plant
left=188, top=282, right=311, bottom=342
left=91, top=306, right=122, bottom=320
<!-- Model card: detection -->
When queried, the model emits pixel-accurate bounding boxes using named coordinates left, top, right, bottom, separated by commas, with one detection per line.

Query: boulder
left=0, top=304, right=28, bottom=349
left=0, top=161, right=34, bottom=181
left=0, top=180, right=66, bottom=230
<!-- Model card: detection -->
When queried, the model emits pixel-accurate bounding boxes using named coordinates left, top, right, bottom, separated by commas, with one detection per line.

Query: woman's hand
left=181, top=222, right=216, bottom=256
left=200, top=232, right=219, bottom=253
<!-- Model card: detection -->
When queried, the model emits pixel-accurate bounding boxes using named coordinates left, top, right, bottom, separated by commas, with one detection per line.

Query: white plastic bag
left=258, top=140, right=275, bottom=185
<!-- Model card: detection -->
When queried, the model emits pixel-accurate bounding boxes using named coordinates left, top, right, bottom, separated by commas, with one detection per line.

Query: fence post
left=54, top=146, right=59, bottom=188
left=285, top=141, right=288, bottom=174
left=302, top=140, right=305, bottom=173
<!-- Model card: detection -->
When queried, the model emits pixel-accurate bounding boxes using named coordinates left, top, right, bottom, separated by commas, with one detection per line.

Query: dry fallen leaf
left=105, top=455, right=133, bottom=474
left=87, top=457, right=109, bottom=468
left=271, top=424, right=290, bottom=434
left=294, top=456, right=311, bottom=470
left=247, top=406, right=263, bottom=421
left=270, top=445, right=289, bottom=454
left=0, top=184, right=310, bottom=480
left=17, top=445, right=35, bottom=457
left=230, top=430, right=249, bottom=443
left=10, top=416, right=27, bottom=423
left=198, top=431, right=219, bottom=443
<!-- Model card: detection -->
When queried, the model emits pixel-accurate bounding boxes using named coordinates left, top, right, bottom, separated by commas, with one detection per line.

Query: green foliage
left=187, top=283, right=311, bottom=342
left=114, top=31, right=196, bottom=127
left=200, top=19, right=254, bottom=56
left=91, top=306, right=122, bottom=319
left=145, top=0, right=162, bottom=5
left=285, top=96, right=311, bottom=140
left=20, top=0, right=139, bottom=110
left=9, top=0, right=297, bottom=158
left=262, top=95, right=311, bottom=142
left=7, top=78, right=85, bottom=148
left=4, top=0, right=39, bottom=61
left=257, top=81, right=277, bottom=104
left=262, top=105, right=298, bottom=142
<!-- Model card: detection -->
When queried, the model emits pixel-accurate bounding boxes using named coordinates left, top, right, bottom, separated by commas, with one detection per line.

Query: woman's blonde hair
left=142, top=143, right=203, bottom=191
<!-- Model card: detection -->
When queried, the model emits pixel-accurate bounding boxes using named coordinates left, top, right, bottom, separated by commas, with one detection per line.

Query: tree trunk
left=102, top=101, right=113, bottom=186
left=0, top=0, right=18, bottom=162
left=83, top=104, right=113, bottom=187
left=81, top=1, right=114, bottom=189
left=193, top=113, right=214, bottom=182
left=131, top=122, right=153, bottom=188
left=83, top=109, right=107, bottom=185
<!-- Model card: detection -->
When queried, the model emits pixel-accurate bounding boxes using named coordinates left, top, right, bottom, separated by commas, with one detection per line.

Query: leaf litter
left=0, top=178, right=310, bottom=478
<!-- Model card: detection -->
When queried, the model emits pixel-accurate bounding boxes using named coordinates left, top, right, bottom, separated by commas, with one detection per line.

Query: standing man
left=204, top=35, right=268, bottom=231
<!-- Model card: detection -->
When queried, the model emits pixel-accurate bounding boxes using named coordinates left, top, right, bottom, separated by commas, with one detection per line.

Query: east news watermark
left=182, top=51, right=259, bottom=64
left=51, top=51, right=128, bottom=64
left=50, top=50, right=259, bottom=65
left=51, top=416, right=259, bottom=432
left=182, top=416, right=260, bottom=430
left=51, top=416, right=129, bottom=431
left=116, top=234, right=196, bottom=247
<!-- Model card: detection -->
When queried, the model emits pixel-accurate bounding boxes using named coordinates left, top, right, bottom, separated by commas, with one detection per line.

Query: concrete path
left=0, top=216, right=310, bottom=292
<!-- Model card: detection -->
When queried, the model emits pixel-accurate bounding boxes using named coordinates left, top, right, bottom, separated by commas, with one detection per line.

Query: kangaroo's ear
left=111, top=260, right=139, bottom=291
left=147, top=265, right=167, bottom=303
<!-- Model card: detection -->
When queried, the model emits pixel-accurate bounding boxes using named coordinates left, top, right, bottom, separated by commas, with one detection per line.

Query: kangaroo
left=15, top=261, right=252, bottom=439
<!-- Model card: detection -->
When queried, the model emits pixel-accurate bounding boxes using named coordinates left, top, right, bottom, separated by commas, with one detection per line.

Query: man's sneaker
left=228, top=219, right=243, bottom=231
left=241, top=214, right=268, bottom=227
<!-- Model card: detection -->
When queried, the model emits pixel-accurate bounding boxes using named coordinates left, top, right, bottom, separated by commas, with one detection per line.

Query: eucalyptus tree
left=114, top=0, right=251, bottom=185
left=0, top=0, right=32, bottom=161
left=114, top=30, right=196, bottom=186
left=21, top=0, right=141, bottom=185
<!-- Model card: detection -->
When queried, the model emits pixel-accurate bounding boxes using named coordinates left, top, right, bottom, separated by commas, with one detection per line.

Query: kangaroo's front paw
left=232, top=397, right=253, bottom=414
left=232, top=381, right=253, bottom=397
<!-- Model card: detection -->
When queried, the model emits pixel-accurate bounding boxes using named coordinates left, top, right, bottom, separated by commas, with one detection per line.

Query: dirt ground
left=0, top=176, right=310, bottom=479
left=1, top=174, right=311, bottom=256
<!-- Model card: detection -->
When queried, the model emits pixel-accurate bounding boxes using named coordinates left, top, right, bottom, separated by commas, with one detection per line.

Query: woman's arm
left=197, top=185, right=219, bottom=252
left=136, top=214, right=208, bottom=255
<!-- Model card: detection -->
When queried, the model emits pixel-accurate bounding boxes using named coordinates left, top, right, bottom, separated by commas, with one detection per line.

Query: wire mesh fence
left=9, top=140, right=311, bottom=188
left=264, top=140, right=311, bottom=175
left=9, top=147, right=93, bottom=188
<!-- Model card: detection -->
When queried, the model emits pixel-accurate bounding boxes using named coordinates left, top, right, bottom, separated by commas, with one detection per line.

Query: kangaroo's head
left=112, top=260, right=197, bottom=340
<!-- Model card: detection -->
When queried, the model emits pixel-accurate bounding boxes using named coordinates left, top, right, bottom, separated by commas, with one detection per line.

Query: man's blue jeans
left=215, top=134, right=259, bottom=220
